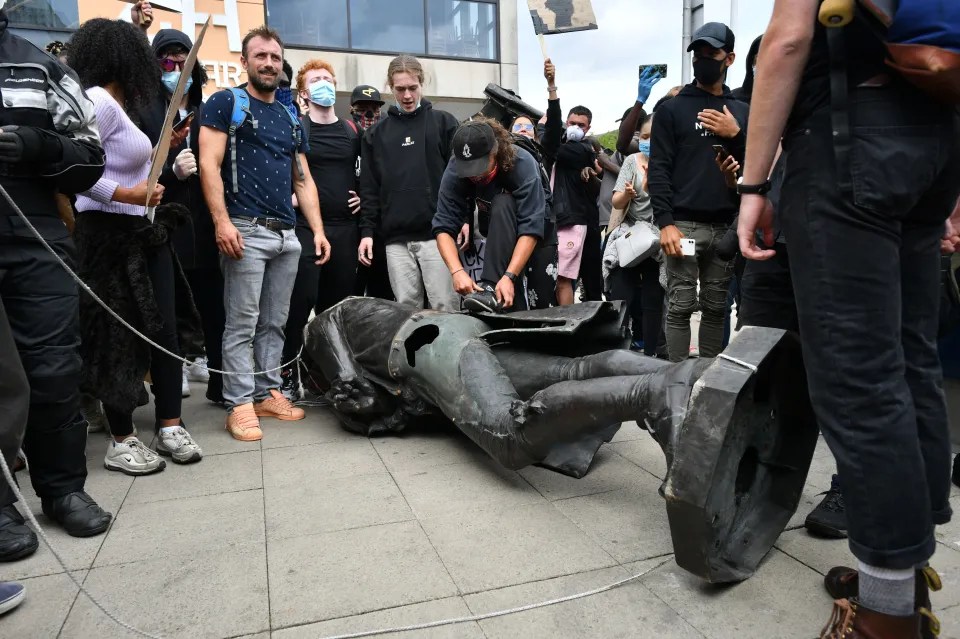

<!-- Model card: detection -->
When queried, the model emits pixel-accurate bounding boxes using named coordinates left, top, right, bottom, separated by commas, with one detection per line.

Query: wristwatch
left=504, top=271, right=519, bottom=283
left=737, top=177, right=772, bottom=196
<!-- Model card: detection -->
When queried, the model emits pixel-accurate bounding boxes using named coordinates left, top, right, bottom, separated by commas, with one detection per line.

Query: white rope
left=0, top=183, right=300, bottom=377
left=717, top=353, right=759, bottom=373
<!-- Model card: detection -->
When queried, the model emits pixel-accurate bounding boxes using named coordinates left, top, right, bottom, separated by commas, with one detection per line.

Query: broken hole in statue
left=405, top=324, right=440, bottom=367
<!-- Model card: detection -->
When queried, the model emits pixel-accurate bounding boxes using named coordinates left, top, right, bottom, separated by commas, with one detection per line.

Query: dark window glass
left=266, top=0, right=349, bottom=48
left=6, top=0, right=78, bottom=30
left=349, top=0, right=425, bottom=54
left=427, top=0, right=496, bottom=60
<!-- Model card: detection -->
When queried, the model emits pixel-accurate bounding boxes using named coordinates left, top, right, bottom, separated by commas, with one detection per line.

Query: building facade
left=7, top=0, right=518, bottom=119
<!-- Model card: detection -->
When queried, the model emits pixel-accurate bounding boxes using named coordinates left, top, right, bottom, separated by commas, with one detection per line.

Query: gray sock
left=858, top=561, right=915, bottom=616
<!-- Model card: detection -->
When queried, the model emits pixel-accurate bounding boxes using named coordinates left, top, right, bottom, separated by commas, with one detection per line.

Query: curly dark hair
left=472, top=117, right=518, bottom=173
left=67, top=19, right=158, bottom=116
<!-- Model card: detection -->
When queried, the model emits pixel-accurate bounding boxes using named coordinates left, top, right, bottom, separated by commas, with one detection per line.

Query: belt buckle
left=265, top=218, right=280, bottom=232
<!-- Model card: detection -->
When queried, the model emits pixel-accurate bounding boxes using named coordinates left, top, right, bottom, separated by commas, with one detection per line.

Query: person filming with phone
left=647, top=22, right=749, bottom=362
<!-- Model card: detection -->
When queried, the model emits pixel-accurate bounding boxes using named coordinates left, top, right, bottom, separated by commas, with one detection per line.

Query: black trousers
left=480, top=194, right=558, bottom=311
left=185, top=267, right=225, bottom=401
left=284, top=224, right=360, bottom=364
left=782, top=85, right=960, bottom=569
left=103, top=244, right=182, bottom=437
left=579, top=224, right=603, bottom=302
left=608, top=258, right=664, bottom=357
left=0, top=295, right=28, bottom=491
left=354, top=234, right=394, bottom=300
left=737, top=248, right=798, bottom=332
left=0, top=230, right=87, bottom=505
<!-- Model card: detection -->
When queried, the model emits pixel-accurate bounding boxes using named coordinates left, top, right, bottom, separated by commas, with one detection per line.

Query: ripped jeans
left=664, top=221, right=733, bottom=362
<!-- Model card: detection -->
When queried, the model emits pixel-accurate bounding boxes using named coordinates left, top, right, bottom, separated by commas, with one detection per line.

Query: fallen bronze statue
left=304, top=298, right=818, bottom=583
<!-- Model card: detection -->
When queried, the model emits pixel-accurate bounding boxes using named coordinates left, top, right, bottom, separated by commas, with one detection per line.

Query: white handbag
left=615, top=222, right=660, bottom=268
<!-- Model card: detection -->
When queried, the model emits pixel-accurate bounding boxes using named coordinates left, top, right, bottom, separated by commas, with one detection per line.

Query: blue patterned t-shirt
left=201, top=89, right=308, bottom=225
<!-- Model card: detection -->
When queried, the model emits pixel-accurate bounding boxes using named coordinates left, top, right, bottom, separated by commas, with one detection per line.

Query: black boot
left=805, top=474, right=847, bottom=538
left=0, top=504, right=38, bottom=561
left=41, top=491, right=111, bottom=538
left=953, top=453, right=960, bottom=489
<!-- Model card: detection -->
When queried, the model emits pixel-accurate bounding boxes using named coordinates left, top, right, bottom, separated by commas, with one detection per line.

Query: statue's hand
left=330, top=376, right=378, bottom=414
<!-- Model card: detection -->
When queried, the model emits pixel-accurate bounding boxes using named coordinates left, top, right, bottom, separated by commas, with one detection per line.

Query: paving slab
left=150, top=397, right=261, bottom=458
left=519, top=447, right=651, bottom=502
left=370, top=429, right=491, bottom=474
left=608, top=437, right=668, bottom=480
left=610, top=421, right=644, bottom=442
left=95, top=489, right=264, bottom=567
left=465, top=563, right=703, bottom=639
left=262, top=439, right=385, bottom=489
left=937, top=493, right=960, bottom=552
left=260, top=407, right=357, bottom=450
left=642, top=549, right=831, bottom=639
left=552, top=474, right=674, bottom=564
left=4, top=510, right=105, bottom=581
left=419, top=502, right=617, bottom=594
left=61, top=543, right=269, bottom=639
left=272, top=596, right=485, bottom=639
left=267, top=520, right=459, bottom=628
left=2, top=571, right=83, bottom=637
left=391, top=460, right=545, bottom=520
left=264, top=471, right=414, bottom=540
left=124, top=449, right=262, bottom=505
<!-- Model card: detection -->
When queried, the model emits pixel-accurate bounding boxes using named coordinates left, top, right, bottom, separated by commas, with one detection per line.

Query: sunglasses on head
left=512, top=123, right=534, bottom=133
left=158, top=57, right=186, bottom=72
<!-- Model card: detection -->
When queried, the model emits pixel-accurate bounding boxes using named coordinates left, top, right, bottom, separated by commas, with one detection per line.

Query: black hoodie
left=359, top=99, right=459, bottom=244
left=648, top=83, right=749, bottom=229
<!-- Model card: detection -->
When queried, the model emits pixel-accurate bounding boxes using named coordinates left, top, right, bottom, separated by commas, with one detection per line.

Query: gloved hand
left=0, top=126, right=61, bottom=165
left=172, top=148, right=197, bottom=180
left=637, top=66, right=663, bottom=105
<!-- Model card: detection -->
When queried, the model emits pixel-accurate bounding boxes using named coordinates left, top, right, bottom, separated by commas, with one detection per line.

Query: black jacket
left=552, top=138, right=598, bottom=228
left=359, top=100, right=459, bottom=244
left=432, top=145, right=547, bottom=241
left=0, top=13, right=104, bottom=237
left=138, top=29, right=216, bottom=270
left=648, top=83, right=749, bottom=228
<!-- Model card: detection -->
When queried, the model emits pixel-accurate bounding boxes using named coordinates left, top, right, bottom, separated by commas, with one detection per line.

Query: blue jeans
left=221, top=219, right=300, bottom=408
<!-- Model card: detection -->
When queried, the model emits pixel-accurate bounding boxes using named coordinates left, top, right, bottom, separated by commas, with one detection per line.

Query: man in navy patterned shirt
left=200, top=26, right=330, bottom=442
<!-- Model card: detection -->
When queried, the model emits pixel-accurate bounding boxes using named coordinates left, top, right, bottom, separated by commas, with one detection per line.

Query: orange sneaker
left=254, top=389, right=305, bottom=421
left=225, top=403, right=262, bottom=441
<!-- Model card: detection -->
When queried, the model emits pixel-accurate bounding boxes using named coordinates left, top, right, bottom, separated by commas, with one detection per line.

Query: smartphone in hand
left=712, top=144, right=730, bottom=160
left=173, top=110, right=195, bottom=133
left=639, top=64, right=668, bottom=78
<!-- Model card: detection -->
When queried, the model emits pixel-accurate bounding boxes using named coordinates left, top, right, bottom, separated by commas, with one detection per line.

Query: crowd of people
left=1, top=0, right=959, bottom=635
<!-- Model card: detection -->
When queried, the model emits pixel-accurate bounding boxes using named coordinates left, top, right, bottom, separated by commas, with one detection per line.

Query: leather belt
left=230, top=215, right=294, bottom=232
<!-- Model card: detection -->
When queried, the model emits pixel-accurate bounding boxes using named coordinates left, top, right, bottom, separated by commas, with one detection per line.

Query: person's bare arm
left=617, top=103, right=645, bottom=155
left=436, top=231, right=481, bottom=295
left=199, top=126, right=245, bottom=259
left=494, top=236, right=537, bottom=309
left=292, top=153, right=330, bottom=265
left=611, top=183, right=636, bottom=211
left=738, top=0, right=817, bottom=260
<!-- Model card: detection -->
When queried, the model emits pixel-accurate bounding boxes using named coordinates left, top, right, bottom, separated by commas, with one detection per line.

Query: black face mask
left=693, top=57, right=726, bottom=86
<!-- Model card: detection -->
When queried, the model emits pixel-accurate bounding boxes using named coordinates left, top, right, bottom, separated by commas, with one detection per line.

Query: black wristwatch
left=504, top=271, right=519, bottom=283
left=737, top=177, right=772, bottom=196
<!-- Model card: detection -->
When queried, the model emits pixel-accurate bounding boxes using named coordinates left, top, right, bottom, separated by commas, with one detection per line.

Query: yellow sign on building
left=78, top=0, right=266, bottom=96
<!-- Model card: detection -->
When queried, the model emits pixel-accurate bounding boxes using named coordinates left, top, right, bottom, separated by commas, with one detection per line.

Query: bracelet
left=451, top=268, right=465, bottom=276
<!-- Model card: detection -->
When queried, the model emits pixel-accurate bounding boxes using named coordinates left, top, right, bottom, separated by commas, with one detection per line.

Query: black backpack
left=509, top=134, right=553, bottom=214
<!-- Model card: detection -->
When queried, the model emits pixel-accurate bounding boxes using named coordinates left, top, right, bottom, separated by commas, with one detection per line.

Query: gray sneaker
left=104, top=437, right=165, bottom=476
left=156, top=426, right=203, bottom=464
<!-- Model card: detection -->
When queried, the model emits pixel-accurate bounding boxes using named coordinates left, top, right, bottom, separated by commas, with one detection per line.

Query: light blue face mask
left=638, top=140, right=651, bottom=155
left=309, top=79, right=337, bottom=107
left=161, top=71, right=192, bottom=95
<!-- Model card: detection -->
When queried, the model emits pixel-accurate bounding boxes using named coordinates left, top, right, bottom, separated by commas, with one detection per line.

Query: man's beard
left=248, top=69, right=279, bottom=93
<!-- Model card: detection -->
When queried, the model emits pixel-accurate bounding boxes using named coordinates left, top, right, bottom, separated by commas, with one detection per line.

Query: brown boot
left=820, top=599, right=923, bottom=639
left=824, top=566, right=942, bottom=638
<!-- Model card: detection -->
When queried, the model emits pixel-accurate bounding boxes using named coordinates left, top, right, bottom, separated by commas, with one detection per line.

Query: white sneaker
left=156, top=426, right=203, bottom=464
left=181, top=367, right=191, bottom=398
left=104, top=437, right=166, bottom=476
left=186, top=356, right=210, bottom=383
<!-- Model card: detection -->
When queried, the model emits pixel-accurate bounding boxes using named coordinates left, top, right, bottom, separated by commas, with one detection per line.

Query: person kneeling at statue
left=433, top=119, right=553, bottom=313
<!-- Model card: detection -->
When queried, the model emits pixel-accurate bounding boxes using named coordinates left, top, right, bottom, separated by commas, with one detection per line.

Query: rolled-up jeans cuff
left=848, top=532, right=937, bottom=570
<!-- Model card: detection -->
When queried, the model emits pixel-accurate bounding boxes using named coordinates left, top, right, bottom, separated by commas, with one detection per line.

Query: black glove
left=0, top=126, right=63, bottom=165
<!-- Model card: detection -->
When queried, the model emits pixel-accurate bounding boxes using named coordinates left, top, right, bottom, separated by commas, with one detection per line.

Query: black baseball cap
left=452, top=121, right=497, bottom=178
left=687, top=22, right=735, bottom=53
left=350, top=85, right=384, bottom=105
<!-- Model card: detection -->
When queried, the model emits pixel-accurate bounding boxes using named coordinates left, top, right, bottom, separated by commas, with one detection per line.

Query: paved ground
left=3, top=384, right=960, bottom=639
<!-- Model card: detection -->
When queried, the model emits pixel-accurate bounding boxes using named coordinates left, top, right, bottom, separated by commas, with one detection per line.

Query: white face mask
left=566, top=124, right=585, bottom=142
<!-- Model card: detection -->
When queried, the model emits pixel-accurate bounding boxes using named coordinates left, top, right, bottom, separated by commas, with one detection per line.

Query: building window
left=427, top=0, right=495, bottom=60
left=350, top=0, right=426, bottom=54
left=6, top=0, right=78, bottom=30
left=267, top=0, right=498, bottom=61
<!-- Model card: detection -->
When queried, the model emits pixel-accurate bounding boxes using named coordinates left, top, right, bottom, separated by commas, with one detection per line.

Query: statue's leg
left=495, top=348, right=671, bottom=398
